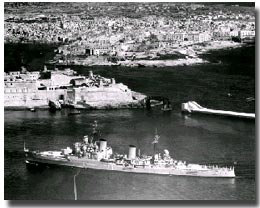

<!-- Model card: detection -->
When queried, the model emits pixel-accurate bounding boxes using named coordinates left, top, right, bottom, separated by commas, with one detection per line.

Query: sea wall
left=4, top=89, right=67, bottom=108
left=181, top=101, right=255, bottom=119
left=71, top=85, right=144, bottom=108
left=5, top=86, right=146, bottom=109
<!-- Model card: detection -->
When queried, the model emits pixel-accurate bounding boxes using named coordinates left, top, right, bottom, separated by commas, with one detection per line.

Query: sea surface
left=4, top=44, right=255, bottom=200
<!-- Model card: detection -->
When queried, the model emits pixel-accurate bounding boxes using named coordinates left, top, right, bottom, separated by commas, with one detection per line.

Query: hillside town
left=5, top=2, right=255, bottom=66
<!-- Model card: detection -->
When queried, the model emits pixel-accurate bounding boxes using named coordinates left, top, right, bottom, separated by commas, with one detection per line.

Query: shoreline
left=191, top=40, right=245, bottom=54
left=51, top=40, right=246, bottom=68
left=118, top=57, right=207, bottom=67
left=4, top=40, right=248, bottom=69
left=4, top=100, right=146, bottom=111
left=4, top=104, right=146, bottom=110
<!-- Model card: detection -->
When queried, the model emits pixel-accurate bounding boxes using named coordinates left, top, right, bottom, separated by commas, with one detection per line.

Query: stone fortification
left=4, top=67, right=146, bottom=109
left=67, top=84, right=145, bottom=109
left=4, top=89, right=67, bottom=108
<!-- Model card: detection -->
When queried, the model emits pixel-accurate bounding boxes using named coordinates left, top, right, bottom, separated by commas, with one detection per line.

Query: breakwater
left=182, top=101, right=255, bottom=119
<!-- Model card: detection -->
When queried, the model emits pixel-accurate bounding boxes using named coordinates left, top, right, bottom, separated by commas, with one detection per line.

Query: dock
left=181, top=101, right=255, bottom=119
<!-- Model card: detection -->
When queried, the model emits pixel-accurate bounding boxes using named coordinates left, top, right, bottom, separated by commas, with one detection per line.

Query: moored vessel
left=48, top=100, right=62, bottom=111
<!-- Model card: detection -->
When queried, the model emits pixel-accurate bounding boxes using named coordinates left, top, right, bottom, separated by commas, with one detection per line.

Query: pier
left=181, top=101, right=255, bottom=119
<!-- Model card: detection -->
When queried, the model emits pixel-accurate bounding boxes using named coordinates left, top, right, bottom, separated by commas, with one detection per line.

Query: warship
left=24, top=121, right=235, bottom=178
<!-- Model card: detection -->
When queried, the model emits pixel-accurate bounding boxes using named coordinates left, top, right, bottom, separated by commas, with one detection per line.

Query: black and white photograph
left=3, top=1, right=256, bottom=201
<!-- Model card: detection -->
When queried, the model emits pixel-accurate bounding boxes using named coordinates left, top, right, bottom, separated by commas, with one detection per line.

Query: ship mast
left=152, top=128, right=160, bottom=155
left=23, top=140, right=29, bottom=152
left=91, top=120, right=100, bottom=143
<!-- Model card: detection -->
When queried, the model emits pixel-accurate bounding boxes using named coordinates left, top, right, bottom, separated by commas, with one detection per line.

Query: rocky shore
left=55, top=41, right=244, bottom=68
left=118, top=57, right=207, bottom=67
left=192, top=41, right=244, bottom=54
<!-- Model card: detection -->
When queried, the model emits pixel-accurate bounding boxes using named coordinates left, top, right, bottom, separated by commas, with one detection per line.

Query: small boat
left=161, top=107, right=172, bottom=111
left=161, top=104, right=172, bottom=111
left=68, top=110, right=81, bottom=115
left=49, top=100, right=61, bottom=112
left=150, top=100, right=163, bottom=107
left=246, top=97, right=255, bottom=102
left=137, top=63, right=145, bottom=68
left=29, top=108, right=36, bottom=112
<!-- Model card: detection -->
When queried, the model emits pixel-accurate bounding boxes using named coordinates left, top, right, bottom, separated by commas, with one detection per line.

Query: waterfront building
left=239, top=30, right=255, bottom=39
left=198, top=32, right=212, bottom=42
left=230, top=30, right=239, bottom=37
left=187, top=32, right=200, bottom=42
left=165, top=33, right=186, bottom=43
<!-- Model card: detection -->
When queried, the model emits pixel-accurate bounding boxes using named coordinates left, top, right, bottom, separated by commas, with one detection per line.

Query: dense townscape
left=4, top=2, right=255, bottom=110
left=5, top=2, right=255, bottom=66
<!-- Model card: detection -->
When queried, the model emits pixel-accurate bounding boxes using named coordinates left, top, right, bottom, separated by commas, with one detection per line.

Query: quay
left=181, top=101, right=255, bottom=119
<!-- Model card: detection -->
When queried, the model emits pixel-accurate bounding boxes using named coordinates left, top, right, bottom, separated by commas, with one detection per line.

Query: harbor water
left=4, top=45, right=255, bottom=200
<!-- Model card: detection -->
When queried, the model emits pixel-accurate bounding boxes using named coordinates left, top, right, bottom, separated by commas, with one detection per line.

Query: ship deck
left=25, top=154, right=236, bottom=178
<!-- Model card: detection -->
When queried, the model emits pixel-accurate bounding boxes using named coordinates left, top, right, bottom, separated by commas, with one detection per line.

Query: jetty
left=181, top=101, right=255, bottom=119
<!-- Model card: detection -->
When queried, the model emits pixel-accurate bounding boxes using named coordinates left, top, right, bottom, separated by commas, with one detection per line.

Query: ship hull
left=25, top=155, right=235, bottom=178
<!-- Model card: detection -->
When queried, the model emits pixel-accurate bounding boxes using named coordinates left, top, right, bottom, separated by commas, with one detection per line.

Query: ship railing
left=203, top=164, right=234, bottom=171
